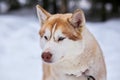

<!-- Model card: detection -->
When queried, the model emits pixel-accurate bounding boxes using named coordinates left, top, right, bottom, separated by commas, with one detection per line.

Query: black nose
left=41, top=52, right=52, bottom=62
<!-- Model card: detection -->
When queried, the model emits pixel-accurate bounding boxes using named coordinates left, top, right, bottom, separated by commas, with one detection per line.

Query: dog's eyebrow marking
left=52, top=22, right=57, bottom=35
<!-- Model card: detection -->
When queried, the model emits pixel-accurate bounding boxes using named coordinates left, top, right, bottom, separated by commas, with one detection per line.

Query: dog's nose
left=41, top=52, right=52, bottom=62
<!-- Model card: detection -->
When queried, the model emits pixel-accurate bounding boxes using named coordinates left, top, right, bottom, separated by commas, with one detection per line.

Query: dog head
left=36, top=5, right=86, bottom=64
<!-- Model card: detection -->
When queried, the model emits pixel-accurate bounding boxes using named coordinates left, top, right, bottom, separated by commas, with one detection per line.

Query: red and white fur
left=36, top=5, right=106, bottom=80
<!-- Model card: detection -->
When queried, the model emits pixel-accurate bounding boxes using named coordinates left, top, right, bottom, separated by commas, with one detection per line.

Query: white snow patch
left=0, top=14, right=42, bottom=80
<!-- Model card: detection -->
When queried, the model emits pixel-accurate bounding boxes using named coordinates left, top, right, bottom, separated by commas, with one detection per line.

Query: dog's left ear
left=36, top=5, right=51, bottom=25
left=69, top=9, right=86, bottom=28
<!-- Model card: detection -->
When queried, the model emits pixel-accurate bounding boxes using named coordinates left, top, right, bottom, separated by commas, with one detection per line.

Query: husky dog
left=36, top=5, right=106, bottom=80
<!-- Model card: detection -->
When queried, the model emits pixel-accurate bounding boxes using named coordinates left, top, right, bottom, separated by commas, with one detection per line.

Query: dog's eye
left=44, top=36, right=48, bottom=40
left=58, top=37, right=66, bottom=41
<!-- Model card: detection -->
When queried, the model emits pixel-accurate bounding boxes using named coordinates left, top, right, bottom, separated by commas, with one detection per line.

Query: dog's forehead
left=45, top=14, right=71, bottom=29
left=39, top=14, right=71, bottom=35
left=39, top=14, right=82, bottom=41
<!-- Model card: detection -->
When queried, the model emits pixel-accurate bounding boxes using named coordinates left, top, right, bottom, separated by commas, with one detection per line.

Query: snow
left=0, top=11, right=42, bottom=80
left=0, top=9, right=120, bottom=80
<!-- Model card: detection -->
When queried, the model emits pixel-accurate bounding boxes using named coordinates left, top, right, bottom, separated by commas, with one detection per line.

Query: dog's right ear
left=69, top=9, right=85, bottom=28
left=36, top=5, right=51, bottom=25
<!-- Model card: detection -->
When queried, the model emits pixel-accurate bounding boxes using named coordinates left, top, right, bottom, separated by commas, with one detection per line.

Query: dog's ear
left=69, top=9, right=85, bottom=28
left=36, top=5, right=51, bottom=25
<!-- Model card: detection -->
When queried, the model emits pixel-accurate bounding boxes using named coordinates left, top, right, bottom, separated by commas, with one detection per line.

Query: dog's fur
left=36, top=5, right=106, bottom=80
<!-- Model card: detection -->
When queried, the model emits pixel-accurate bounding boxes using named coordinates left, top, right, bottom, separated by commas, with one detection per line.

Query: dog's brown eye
left=58, top=37, right=65, bottom=41
left=44, top=36, right=48, bottom=40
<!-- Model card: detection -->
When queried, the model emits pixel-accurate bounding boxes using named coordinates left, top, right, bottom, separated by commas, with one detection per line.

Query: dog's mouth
left=43, top=60, right=52, bottom=63
left=42, top=57, right=52, bottom=63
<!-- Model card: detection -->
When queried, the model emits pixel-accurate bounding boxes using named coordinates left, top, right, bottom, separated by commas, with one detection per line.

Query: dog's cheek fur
left=50, top=38, right=84, bottom=63
left=61, top=39, right=84, bottom=58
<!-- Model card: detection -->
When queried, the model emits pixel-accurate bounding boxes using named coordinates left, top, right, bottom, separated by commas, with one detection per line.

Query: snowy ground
left=0, top=9, right=120, bottom=80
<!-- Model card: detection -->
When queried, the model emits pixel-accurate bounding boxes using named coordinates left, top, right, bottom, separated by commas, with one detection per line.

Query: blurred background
left=0, top=0, right=120, bottom=21
left=0, top=0, right=120, bottom=80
